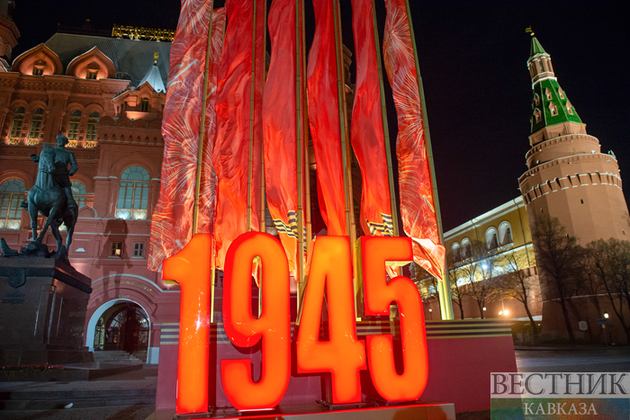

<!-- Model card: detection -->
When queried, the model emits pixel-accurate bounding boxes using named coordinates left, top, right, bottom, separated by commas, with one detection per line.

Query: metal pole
left=332, top=0, right=353, bottom=239
left=296, top=0, right=305, bottom=314
left=371, top=0, right=399, bottom=237
left=403, top=0, right=453, bottom=319
left=247, top=0, right=258, bottom=232
left=193, top=4, right=215, bottom=234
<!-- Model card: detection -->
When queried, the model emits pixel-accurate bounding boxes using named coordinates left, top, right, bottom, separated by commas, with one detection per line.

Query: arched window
left=9, top=107, right=25, bottom=142
left=116, top=166, right=150, bottom=220
left=451, top=242, right=462, bottom=262
left=140, top=98, right=149, bottom=113
left=0, top=179, right=26, bottom=230
left=67, top=110, right=81, bottom=143
left=461, top=238, right=472, bottom=259
left=71, top=181, right=87, bottom=208
left=486, top=227, right=499, bottom=250
left=498, top=221, right=513, bottom=246
left=28, top=108, right=44, bottom=145
left=86, top=111, right=99, bottom=145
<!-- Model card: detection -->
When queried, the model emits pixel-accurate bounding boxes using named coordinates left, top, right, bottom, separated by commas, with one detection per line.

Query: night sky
left=11, top=0, right=630, bottom=230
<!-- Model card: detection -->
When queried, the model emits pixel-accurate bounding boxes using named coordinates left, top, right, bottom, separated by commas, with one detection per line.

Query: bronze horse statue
left=26, top=145, right=78, bottom=260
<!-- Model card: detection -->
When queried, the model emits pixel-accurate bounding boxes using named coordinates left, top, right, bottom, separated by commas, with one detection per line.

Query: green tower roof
left=530, top=79, right=582, bottom=133
left=530, top=37, right=547, bottom=57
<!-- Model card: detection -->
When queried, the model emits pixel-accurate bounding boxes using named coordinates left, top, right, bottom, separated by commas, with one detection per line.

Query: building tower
left=519, top=36, right=630, bottom=244
left=0, top=0, right=19, bottom=65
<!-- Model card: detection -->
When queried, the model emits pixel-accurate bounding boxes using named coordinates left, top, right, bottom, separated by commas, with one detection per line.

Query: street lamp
left=604, top=313, right=609, bottom=319
left=499, top=311, right=503, bottom=316
left=428, top=308, right=432, bottom=320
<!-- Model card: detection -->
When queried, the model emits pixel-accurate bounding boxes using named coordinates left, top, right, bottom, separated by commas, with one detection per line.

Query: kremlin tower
left=519, top=36, right=630, bottom=244
left=519, top=35, right=630, bottom=339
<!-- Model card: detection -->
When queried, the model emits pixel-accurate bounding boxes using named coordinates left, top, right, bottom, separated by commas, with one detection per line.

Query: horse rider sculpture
left=21, top=134, right=79, bottom=261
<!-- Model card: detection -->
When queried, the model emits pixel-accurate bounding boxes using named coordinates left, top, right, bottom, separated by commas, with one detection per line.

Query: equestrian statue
left=0, top=134, right=79, bottom=262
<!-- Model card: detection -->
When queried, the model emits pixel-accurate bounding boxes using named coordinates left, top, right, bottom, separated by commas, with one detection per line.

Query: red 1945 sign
left=163, top=233, right=429, bottom=414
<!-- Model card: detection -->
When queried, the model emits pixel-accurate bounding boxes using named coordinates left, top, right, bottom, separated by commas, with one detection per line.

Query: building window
left=533, top=94, right=540, bottom=106
left=27, top=108, right=44, bottom=145
left=0, top=179, right=26, bottom=230
left=549, top=103, right=558, bottom=116
left=486, top=227, right=499, bottom=250
left=140, top=98, right=149, bottom=113
left=9, top=107, right=25, bottom=142
left=87, top=70, right=98, bottom=80
left=498, top=221, right=513, bottom=246
left=566, top=101, right=574, bottom=115
left=534, top=108, right=541, bottom=123
left=32, top=67, right=44, bottom=76
left=452, top=242, right=461, bottom=262
left=86, top=111, right=99, bottom=144
left=110, top=241, right=123, bottom=257
left=67, top=110, right=82, bottom=145
left=133, top=242, right=144, bottom=257
left=71, top=181, right=87, bottom=208
left=461, top=238, right=472, bottom=259
left=116, top=166, right=150, bottom=220
left=545, top=88, right=552, bottom=100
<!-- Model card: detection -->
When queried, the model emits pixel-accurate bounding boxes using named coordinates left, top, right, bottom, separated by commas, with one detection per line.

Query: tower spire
left=527, top=35, right=582, bottom=134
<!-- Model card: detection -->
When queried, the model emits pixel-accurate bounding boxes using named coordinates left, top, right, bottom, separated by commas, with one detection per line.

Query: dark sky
left=11, top=0, right=630, bottom=230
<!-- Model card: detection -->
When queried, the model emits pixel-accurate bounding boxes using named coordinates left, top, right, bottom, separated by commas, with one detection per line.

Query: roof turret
left=529, top=37, right=547, bottom=57
left=527, top=35, right=582, bottom=133
left=139, top=62, right=166, bottom=93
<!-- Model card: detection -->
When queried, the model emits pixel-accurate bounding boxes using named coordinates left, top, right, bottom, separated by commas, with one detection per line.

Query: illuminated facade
left=0, top=7, right=176, bottom=363
left=431, top=197, right=542, bottom=331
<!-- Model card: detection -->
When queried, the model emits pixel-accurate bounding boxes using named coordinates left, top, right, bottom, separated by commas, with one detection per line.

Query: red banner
left=213, top=0, right=266, bottom=270
left=350, top=0, right=394, bottom=238
left=383, top=0, right=445, bottom=280
left=148, top=1, right=225, bottom=272
left=263, top=0, right=300, bottom=278
left=307, top=0, right=348, bottom=236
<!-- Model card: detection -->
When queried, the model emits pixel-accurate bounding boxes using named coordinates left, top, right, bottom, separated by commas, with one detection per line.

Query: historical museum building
left=0, top=6, right=176, bottom=363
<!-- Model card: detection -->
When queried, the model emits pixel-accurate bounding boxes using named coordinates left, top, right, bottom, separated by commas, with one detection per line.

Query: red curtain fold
left=383, top=0, right=445, bottom=280
left=213, top=0, right=266, bottom=270
left=350, top=0, right=394, bottom=238
left=148, top=0, right=223, bottom=272
left=307, top=0, right=348, bottom=236
left=263, top=0, right=300, bottom=279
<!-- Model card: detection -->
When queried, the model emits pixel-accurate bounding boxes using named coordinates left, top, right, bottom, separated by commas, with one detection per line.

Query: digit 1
left=296, top=236, right=366, bottom=403
left=361, top=236, right=429, bottom=401
left=221, top=232, right=291, bottom=410
left=162, top=234, right=213, bottom=414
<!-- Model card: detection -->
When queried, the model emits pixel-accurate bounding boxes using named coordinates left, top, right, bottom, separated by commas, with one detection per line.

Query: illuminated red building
left=0, top=7, right=179, bottom=363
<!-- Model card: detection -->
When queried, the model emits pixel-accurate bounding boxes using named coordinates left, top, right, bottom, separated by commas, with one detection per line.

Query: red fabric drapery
left=213, top=0, right=266, bottom=269
left=148, top=1, right=225, bottom=271
left=350, top=0, right=394, bottom=238
left=383, top=0, right=445, bottom=280
left=263, top=0, right=300, bottom=278
left=307, top=0, right=348, bottom=236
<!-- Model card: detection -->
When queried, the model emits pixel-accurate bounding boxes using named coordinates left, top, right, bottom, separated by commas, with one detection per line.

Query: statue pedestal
left=0, top=258, right=94, bottom=365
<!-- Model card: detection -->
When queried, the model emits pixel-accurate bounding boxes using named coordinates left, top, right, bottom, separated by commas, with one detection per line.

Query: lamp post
left=428, top=308, right=433, bottom=320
